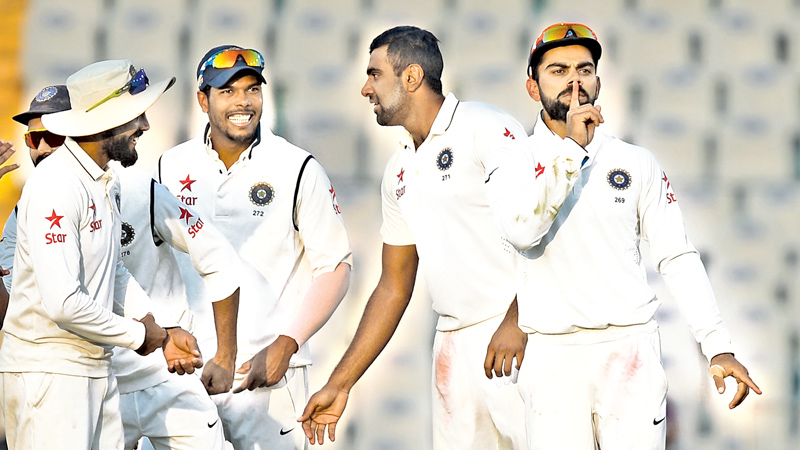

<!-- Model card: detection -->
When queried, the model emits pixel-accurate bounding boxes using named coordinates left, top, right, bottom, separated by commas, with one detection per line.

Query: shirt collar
left=203, top=123, right=262, bottom=162
left=62, top=138, right=112, bottom=182
left=399, top=92, right=459, bottom=150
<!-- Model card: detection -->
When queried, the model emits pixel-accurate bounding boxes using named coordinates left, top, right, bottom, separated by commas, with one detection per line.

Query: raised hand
left=565, top=81, right=603, bottom=148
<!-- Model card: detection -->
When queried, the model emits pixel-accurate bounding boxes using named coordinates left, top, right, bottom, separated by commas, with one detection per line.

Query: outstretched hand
left=163, top=327, right=203, bottom=375
left=709, top=353, right=762, bottom=409
left=298, top=384, right=350, bottom=445
left=565, top=81, right=603, bottom=148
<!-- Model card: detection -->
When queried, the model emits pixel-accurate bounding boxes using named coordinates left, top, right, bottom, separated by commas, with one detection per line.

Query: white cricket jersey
left=0, top=139, right=148, bottom=378
left=111, top=164, right=241, bottom=394
left=380, top=93, right=525, bottom=331
left=0, top=207, right=17, bottom=292
left=498, top=116, right=732, bottom=361
left=156, top=125, right=352, bottom=366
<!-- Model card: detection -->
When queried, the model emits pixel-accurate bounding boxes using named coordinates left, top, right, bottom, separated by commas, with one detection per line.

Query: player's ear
left=197, top=90, right=209, bottom=113
left=526, top=77, right=541, bottom=102
left=404, top=64, right=424, bottom=92
left=595, top=76, right=601, bottom=100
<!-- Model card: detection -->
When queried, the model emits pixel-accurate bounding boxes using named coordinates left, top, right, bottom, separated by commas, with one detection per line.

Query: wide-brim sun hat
left=42, top=59, right=175, bottom=137
left=528, top=23, right=602, bottom=77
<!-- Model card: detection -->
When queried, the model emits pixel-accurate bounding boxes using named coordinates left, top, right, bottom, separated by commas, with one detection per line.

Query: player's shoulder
left=254, top=128, right=313, bottom=163
left=599, top=129, right=657, bottom=162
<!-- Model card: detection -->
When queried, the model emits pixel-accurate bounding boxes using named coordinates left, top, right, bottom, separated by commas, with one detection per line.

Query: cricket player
left=0, top=60, right=200, bottom=450
left=484, top=23, right=762, bottom=449
left=2, top=83, right=242, bottom=450
left=156, top=45, right=352, bottom=449
left=300, top=26, right=552, bottom=449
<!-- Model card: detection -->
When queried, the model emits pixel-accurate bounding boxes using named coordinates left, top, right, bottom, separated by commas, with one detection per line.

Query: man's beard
left=541, top=84, right=595, bottom=122
left=105, top=133, right=139, bottom=167
left=33, top=153, right=49, bottom=167
left=375, top=83, right=409, bottom=126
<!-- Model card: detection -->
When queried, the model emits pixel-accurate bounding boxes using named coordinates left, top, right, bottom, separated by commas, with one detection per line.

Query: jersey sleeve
left=150, top=180, right=242, bottom=302
left=485, top=135, right=586, bottom=251
left=379, top=151, right=414, bottom=246
left=24, top=179, right=145, bottom=351
left=638, top=152, right=733, bottom=361
left=0, top=208, right=17, bottom=292
left=294, top=158, right=353, bottom=277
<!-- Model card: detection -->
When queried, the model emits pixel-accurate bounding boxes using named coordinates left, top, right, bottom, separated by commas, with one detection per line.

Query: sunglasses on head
left=24, top=128, right=66, bottom=149
left=534, top=23, right=598, bottom=49
left=86, top=68, right=149, bottom=112
left=199, top=48, right=264, bottom=76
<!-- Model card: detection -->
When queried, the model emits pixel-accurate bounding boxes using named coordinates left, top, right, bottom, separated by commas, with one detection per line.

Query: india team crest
left=607, top=169, right=631, bottom=190
left=436, top=148, right=453, bottom=171
left=121, top=222, right=135, bottom=247
left=36, top=86, right=58, bottom=103
left=250, top=182, right=274, bottom=206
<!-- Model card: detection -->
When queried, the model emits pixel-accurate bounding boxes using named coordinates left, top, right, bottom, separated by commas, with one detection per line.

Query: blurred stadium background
left=1, top=0, right=799, bottom=448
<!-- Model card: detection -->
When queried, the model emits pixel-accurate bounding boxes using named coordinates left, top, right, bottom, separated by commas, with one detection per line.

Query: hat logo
left=36, top=86, right=58, bottom=103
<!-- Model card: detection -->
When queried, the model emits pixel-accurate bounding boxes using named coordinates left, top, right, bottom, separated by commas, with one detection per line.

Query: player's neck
left=405, top=93, right=445, bottom=150
left=208, top=132, right=253, bottom=170
left=542, top=110, right=568, bottom=139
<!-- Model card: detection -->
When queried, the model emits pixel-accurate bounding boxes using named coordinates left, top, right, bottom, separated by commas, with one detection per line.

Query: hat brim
left=42, top=77, right=176, bottom=137
left=12, top=111, right=41, bottom=126
left=529, top=38, right=602, bottom=76
left=201, top=67, right=266, bottom=91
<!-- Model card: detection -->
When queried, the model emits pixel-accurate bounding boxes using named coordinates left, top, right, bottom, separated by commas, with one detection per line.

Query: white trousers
left=518, top=322, right=667, bottom=450
left=211, top=366, right=308, bottom=450
left=432, top=315, right=527, bottom=450
left=2, top=371, right=123, bottom=450
left=120, top=374, right=225, bottom=450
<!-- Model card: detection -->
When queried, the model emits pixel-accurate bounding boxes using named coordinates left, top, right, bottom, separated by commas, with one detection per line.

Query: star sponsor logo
left=45, top=210, right=64, bottom=229
left=179, top=174, right=196, bottom=192
left=45, top=210, right=67, bottom=244
left=329, top=185, right=342, bottom=214
left=535, top=162, right=545, bottom=179
left=179, top=207, right=193, bottom=225
left=395, top=167, right=406, bottom=200
left=662, top=171, right=677, bottom=204
left=180, top=207, right=205, bottom=238
left=503, top=127, right=516, bottom=140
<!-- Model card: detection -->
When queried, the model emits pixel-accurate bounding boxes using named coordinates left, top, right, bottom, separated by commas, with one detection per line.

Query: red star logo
left=330, top=185, right=341, bottom=214
left=535, top=162, right=545, bottom=178
left=179, top=175, right=196, bottom=192
left=179, top=207, right=193, bottom=225
left=89, top=200, right=96, bottom=212
left=662, top=171, right=671, bottom=189
left=397, top=168, right=405, bottom=183
left=46, top=210, right=64, bottom=229
left=504, top=128, right=516, bottom=140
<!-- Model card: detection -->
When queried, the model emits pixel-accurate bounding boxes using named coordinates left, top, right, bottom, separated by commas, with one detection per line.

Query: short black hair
left=369, top=26, right=444, bottom=95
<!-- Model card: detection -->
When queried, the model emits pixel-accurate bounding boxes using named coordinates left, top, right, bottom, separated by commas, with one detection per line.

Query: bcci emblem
left=121, top=222, right=135, bottom=247
left=607, top=169, right=632, bottom=190
left=250, top=182, right=274, bottom=206
left=36, top=86, right=58, bottom=103
left=436, top=148, right=453, bottom=171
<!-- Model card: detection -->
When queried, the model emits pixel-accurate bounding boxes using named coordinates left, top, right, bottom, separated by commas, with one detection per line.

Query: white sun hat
left=42, top=59, right=175, bottom=137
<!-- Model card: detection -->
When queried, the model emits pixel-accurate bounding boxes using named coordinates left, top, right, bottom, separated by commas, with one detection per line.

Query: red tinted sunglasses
left=24, top=128, right=66, bottom=149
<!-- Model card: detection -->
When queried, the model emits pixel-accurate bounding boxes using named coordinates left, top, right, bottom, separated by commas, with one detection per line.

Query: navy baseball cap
left=13, top=85, right=72, bottom=125
left=196, top=45, right=267, bottom=91
left=528, top=23, right=602, bottom=77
